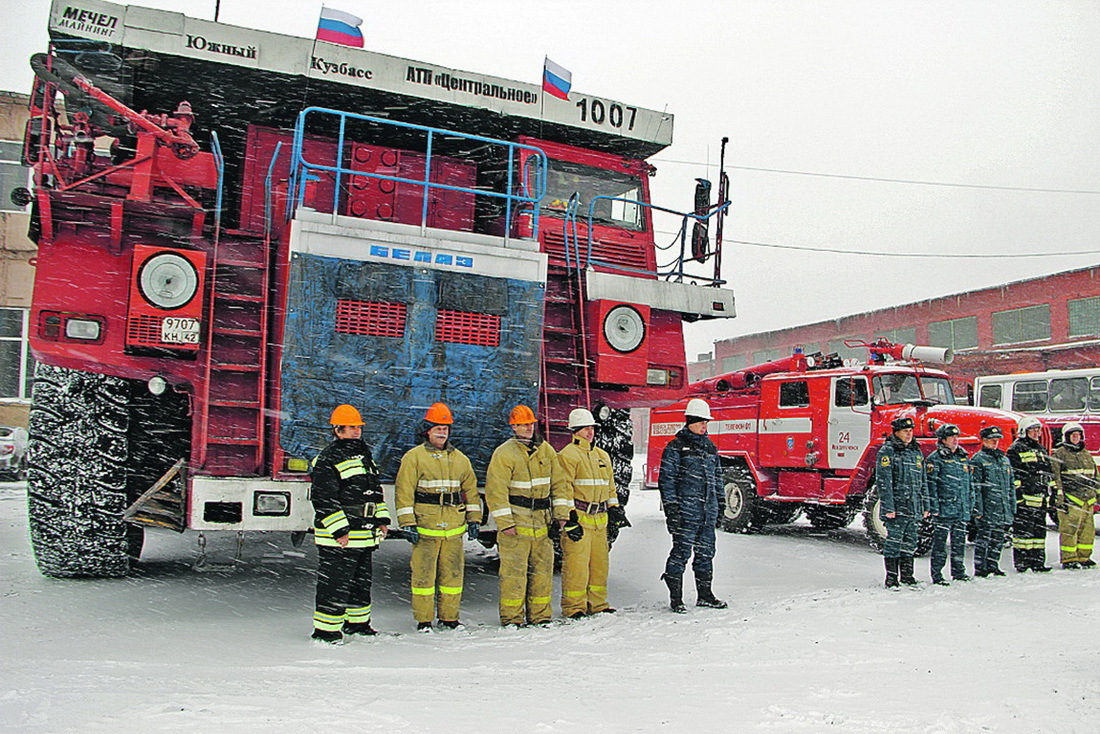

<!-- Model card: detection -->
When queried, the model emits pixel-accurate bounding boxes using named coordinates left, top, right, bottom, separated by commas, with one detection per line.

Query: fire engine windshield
left=872, top=373, right=958, bottom=405
left=541, top=159, right=645, bottom=231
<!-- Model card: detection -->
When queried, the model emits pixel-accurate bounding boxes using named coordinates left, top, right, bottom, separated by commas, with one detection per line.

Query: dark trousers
left=664, top=517, right=716, bottom=577
left=974, top=521, right=1009, bottom=574
left=1012, top=506, right=1048, bottom=569
left=930, top=516, right=967, bottom=580
left=882, top=516, right=919, bottom=558
left=314, top=545, right=374, bottom=630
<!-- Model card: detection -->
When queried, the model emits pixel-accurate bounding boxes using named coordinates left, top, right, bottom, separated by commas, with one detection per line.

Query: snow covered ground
left=2, top=479, right=1099, bottom=732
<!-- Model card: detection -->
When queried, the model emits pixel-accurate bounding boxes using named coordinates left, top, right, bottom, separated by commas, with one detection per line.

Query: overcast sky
left=4, top=0, right=1099, bottom=359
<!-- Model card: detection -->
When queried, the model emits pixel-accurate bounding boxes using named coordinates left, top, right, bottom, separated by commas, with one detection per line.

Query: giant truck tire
left=862, top=484, right=934, bottom=556
left=596, top=406, right=633, bottom=548
left=26, top=364, right=133, bottom=578
left=720, top=465, right=757, bottom=533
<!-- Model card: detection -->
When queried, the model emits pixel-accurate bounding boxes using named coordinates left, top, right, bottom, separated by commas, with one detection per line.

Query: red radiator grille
left=127, top=314, right=164, bottom=346
left=436, top=310, right=500, bottom=347
left=541, top=229, right=653, bottom=275
left=335, top=300, right=408, bottom=337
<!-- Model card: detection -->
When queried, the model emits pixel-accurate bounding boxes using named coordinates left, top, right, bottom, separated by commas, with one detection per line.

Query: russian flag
left=543, top=57, right=571, bottom=101
left=316, top=7, right=364, bottom=48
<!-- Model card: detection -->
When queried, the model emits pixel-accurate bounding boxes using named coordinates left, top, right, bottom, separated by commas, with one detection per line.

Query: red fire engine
left=647, top=340, right=1036, bottom=551
left=20, top=1, right=733, bottom=577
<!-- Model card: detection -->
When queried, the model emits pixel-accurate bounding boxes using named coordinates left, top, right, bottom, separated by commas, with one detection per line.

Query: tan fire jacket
left=485, top=438, right=568, bottom=534
left=556, top=435, right=618, bottom=529
left=395, top=442, right=481, bottom=537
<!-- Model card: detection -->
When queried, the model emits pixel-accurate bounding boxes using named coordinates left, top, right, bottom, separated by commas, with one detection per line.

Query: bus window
left=1049, top=377, right=1089, bottom=412
left=978, top=384, right=1003, bottom=409
left=1012, top=380, right=1048, bottom=413
left=1090, top=377, right=1100, bottom=412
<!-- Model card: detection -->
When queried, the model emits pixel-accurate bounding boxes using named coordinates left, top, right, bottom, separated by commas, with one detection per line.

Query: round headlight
left=603, top=305, right=645, bottom=353
left=138, top=252, right=199, bottom=310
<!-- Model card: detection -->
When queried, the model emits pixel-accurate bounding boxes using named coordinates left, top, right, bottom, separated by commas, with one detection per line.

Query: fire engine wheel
left=720, top=466, right=756, bottom=533
left=26, top=364, right=133, bottom=578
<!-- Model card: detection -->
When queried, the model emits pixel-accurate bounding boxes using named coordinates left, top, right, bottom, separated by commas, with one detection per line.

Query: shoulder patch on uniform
left=880, top=456, right=891, bottom=467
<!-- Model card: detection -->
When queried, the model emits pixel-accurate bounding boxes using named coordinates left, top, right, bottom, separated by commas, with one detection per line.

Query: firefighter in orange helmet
left=484, top=405, right=568, bottom=627
left=309, top=404, right=389, bottom=644
left=557, top=407, right=623, bottom=618
left=394, top=402, right=481, bottom=631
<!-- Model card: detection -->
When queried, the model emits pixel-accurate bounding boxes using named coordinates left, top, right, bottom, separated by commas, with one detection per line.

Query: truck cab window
left=541, top=159, right=644, bottom=231
left=918, top=376, right=957, bottom=405
left=778, top=380, right=810, bottom=408
left=872, top=373, right=920, bottom=404
left=835, top=377, right=869, bottom=407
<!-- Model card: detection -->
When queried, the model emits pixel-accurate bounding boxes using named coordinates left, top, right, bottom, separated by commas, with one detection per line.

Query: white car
left=0, top=426, right=28, bottom=481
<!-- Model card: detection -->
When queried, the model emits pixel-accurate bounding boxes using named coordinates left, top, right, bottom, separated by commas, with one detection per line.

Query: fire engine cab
left=647, top=340, right=1032, bottom=551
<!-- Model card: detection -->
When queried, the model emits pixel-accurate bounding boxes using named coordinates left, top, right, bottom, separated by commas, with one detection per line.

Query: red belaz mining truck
left=647, top=340, right=1038, bottom=552
left=20, top=1, right=734, bottom=577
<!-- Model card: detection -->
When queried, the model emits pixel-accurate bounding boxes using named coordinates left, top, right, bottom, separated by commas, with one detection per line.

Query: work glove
left=564, top=510, right=584, bottom=543
left=663, top=501, right=680, bottom=536
left=467, top=522, right=480, bottom=541
left=404, top=526, right=419, bottom=545
left=608, top=505, right=631, bottom=530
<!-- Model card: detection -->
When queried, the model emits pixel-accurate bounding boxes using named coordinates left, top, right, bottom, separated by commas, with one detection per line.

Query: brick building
left=692, top=265, right=1100, bottom=393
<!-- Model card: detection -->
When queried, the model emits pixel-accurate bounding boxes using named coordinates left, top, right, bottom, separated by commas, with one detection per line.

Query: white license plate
left=161, top=317, right=200, bottom=344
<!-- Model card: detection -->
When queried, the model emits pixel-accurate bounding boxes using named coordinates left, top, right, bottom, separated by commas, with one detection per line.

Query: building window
left=721, top=354, right=747, bottom=373
left=928, top=316, right=978, bottom=350
left=828, top=339, right=866, bottom=363
left=1068, top=296, right=1100, bottom=338
left=778, top=380, right=810, bottom=408
left=875, top=327, right=916, bottom=346
left=1, top=140, right=30, bottom=214
left=751, top=348, right=781, bottom=365
left=992, top=304, right=1050, bottom=346
left=0, top=308, right=33, bottom=399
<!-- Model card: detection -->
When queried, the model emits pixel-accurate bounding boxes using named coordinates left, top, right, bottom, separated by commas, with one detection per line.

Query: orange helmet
left=330, top=404, right=364, bottom=426
left=509, top=404, right=537, bottom=425
left=424, top=402, right=454, bottom=425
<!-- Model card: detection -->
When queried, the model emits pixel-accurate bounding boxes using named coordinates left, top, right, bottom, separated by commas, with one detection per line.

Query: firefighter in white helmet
left=1051, top=422, right=1098, bottom=569
left=658, top=398, right=727, bottom=613
left=394, top=402, right=482, bottom=631
left=1007, top=416, right=1054, bottom=572
left=557, top=407, right=622, bottom=618
left=484, top=405, right=568, bottom=626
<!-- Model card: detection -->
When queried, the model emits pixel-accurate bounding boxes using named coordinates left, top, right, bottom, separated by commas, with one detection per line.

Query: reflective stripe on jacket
left=485, top=437, right=566, bottom=532
left=556, top=435, right=617, bottom=529
left=394, top=442, right=481, bottom=532
left=310, top=438, right=387, bottom=548
left=1008, top=437, right=1055, bottom=509
left=1052, top=442, right=1099, bottom=509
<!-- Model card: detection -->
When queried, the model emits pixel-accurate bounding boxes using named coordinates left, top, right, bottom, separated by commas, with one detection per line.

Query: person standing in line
left=557, top=408, right=626, bottom=619
left=1007, top=416, right=1054, bottom=572
left=876, top=416, right=928, bottom=588
left=309, top=404, right=390, bottom=644
left=1050, top=421, right=1099, bottom=569
left=970, top=425, right=1015, bottom=578
left=924, top=423, right=973, bottom=585
left=484, top=405, right=567, bottom=627
left=659, top=398, right=727, bottom=613
left=394, top=402, right=482, bottom=632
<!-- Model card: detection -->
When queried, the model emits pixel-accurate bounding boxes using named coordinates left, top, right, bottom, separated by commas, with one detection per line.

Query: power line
left=728, top=238, right=1100, bottom=259
left=651, top=158, right=1100, bottom=195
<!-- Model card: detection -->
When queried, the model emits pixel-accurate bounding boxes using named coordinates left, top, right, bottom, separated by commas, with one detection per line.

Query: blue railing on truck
left=286, top=107, right=548, bottom=239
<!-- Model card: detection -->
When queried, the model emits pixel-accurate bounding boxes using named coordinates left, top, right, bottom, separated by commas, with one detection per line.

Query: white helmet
left=1018, top=416, right=1042, bottom=434
left=1062, top=421, right=1085, bottom=439
left=685, top=398, right=714, bottom=422
left=567, top=408, right=596, bottom=431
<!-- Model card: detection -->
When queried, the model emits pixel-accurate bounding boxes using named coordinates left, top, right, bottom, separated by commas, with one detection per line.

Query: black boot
left=662, top=573, right=687, bottom=614
left=885, top=557, right=900, bottom=588
left=694, top=573, right=728, bottom=609
left=899, top=555, right=918, bottom=585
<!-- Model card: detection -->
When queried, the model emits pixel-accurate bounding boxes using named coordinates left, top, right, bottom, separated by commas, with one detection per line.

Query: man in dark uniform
left=310, top=404, right=390, bottom=644
left=971, top=425, right=1015, bottom=578
left=925, top=423, right=972, bottom=585
left=1007, top=416, right=1054, bottom=572
left=876, top=416, right=928, bottom=588
left=659, top=398, right=726, bottom=613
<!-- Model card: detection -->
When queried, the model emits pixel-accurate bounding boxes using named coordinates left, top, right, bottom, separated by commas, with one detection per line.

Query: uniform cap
left=980, top=426, right=1003, bottom=440
left=935, top=423, right=960, bottom=440
left=891, top=416, right=915, bottom=432
left=567, top=408, right=596, bottom=430
left=509, top=404, right=537, bottom=425
left=685, top=398, right=714, bottom=422
left=329, top=404, right=364, bottom=426
left=424, top=402, right=454, bottom=425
